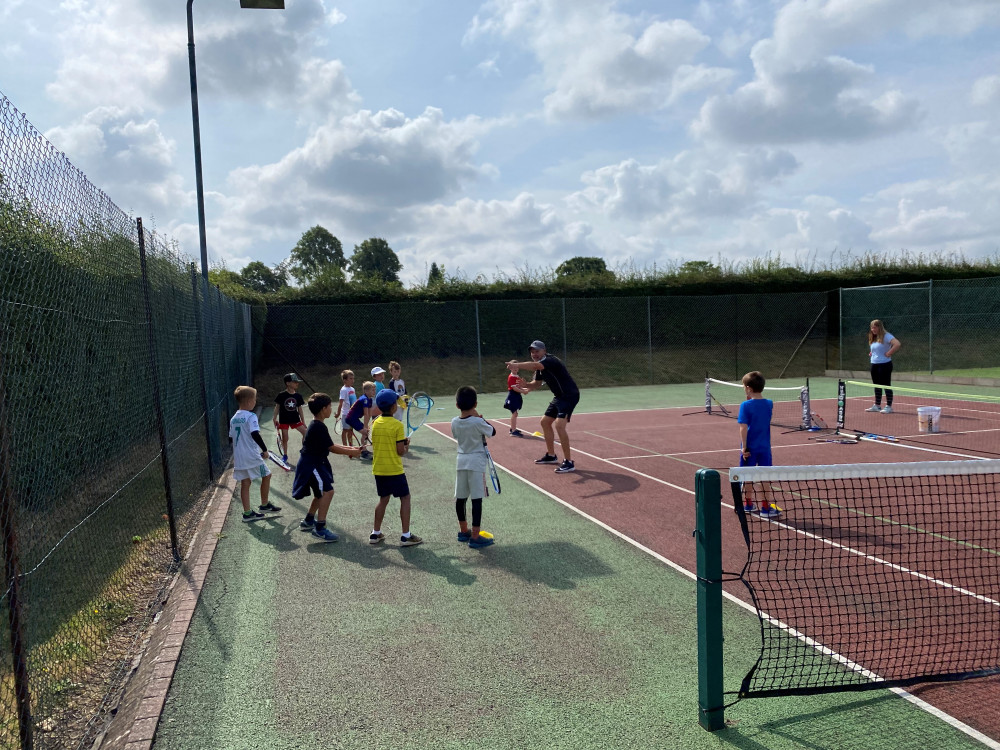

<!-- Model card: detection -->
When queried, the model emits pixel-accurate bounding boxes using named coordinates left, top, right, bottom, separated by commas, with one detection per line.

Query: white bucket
left=917, top=406, right=941, bottom=433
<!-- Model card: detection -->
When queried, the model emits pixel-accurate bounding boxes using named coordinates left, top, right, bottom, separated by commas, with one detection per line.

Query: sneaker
left=534, top=453, right=559, bottom=464
left=881, top=405, right=893, bottom=414
left=400, top=534, right=423, bottom=547
left=311, top=526, right=339, bottom=542
left=865, top=404, right=881, bottom=412
left=299, top=517, right=315, bottom=530
left=282, top=454, right=288, bottom=463
left=509, top=429, right=522, bottom=437
left=258, top=503, right=282, bottom=513
left=743, top=504, right=755, bottom=514
left=469, top=535, right=495, bottom=549
left=242, top=511, right=266, bottom=523
left=360, top=450, right=373, bottom=461
left=369, top=532, right=385, bottom=545
left=758, top=508, right=781, bottom=519
left=457, top=531, right=472, bottom=542
left=554, top=460, right=575, bottom=473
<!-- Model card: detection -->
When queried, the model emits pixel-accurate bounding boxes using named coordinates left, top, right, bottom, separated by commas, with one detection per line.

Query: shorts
left=345, top=417, right=364, bottom=432
left=375, top=473, right=410, bottom=499
left=292, top=459, right=334, bottom=500
left=503, top=391, right=523, bottom=413
left=455, top=469, right=485, bottom=500
left=739, top=451, right=772, bottom=468
left=279, top=422, right=305, bottom=431
left=544, top=393, right=580, bottom=421
left=233, top=463, right=271, bottom=482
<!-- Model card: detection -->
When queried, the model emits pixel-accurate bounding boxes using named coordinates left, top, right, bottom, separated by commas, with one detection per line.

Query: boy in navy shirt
left=738, top=371, right=779, bottom=519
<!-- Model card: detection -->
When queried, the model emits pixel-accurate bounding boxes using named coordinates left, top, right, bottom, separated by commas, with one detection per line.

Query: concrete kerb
left=95, top=467, right=237, bottom=750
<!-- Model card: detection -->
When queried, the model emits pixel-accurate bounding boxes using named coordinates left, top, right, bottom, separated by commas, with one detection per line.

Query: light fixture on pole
left=187, top=0, right=285, bottom=281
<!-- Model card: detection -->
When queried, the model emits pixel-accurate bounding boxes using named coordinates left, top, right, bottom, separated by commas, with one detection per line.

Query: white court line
left=446, top=418, right=1000, bottom=749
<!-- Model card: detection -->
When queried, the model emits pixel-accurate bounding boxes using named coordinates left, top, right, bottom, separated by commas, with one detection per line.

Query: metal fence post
left=138, top=220, right=180, bottom=562
left=190, top=264, right=217, bottom=480
left=647, top=296, right=654, bottom=384
left=838, top=287, right=843, bottom=372
left=475, top=299, right=483, bottom=389
left=928, top=279, right=934, bottom=374
left=562, top=298, right=568, bottom=362
left=243, top=304, right=252, bottom=385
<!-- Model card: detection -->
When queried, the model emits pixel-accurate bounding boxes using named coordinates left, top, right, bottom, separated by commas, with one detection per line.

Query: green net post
left=695, top=468, right=725, bottom=731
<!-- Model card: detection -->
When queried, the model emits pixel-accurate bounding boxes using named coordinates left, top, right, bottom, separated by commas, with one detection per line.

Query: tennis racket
left=333, top=414, right=342, bottom=435
left=810, top=411, right=829, bottom=429
left=811, top=437, right=859, bottom=444
left=267, top=451, right=292, bottom=472
left=862, top=433, right=899, bottom=443
left=709, top=393, right=732, bottom=417
left=483, top=436, right=501, bottom=495
left=275, top=432, right=284, bottom=458
left=406, top=392, right=434, bottom=436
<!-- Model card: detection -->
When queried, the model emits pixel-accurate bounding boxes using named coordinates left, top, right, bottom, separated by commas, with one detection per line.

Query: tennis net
left=705, top=377, right=811, bottom=430
left=838, top=379, right=1000, bottom=457
left=728, top=459, right=1000, bottom=698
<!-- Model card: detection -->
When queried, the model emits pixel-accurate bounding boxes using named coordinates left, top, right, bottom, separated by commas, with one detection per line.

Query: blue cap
left=375, top=389, right=398, bottom=411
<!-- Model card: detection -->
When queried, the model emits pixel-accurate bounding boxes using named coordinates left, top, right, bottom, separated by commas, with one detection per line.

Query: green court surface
left=152, top=387, right=994, bottom=750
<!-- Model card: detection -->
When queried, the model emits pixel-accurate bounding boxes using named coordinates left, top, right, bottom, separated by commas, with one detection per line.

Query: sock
left=372, top=529, right=381, bottom=536
left=314, top=520, right=326, bottom=530
left=402, top=532, right=412, bottom=539
left=243, top=509, right=253, bottom=516
left=305, top=513, right=315, bottom=523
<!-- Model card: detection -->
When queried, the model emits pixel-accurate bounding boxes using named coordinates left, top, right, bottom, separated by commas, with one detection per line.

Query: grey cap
left=283, top=373, right=302, bottom=383
left=529, top=340, right=546, bottom=351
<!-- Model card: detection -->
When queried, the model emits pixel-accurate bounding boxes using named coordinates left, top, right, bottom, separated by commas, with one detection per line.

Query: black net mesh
left=0, top=91, right=248, bottom=748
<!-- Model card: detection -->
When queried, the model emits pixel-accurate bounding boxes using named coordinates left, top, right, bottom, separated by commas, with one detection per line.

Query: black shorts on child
left=375, top=474, right=410, bottom=498
left=503, top=391, right=523, bottom=412
left=292, top=455, right=334, bottom=499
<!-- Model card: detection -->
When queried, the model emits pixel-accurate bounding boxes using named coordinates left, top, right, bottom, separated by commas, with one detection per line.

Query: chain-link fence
left=839, top=278, right=1000, bottom=374
left=253, top=291, right=831, bottom=397
left=1, top=93, right=249, bottom=749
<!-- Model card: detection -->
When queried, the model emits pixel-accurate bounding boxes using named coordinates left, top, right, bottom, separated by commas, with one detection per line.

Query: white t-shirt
left=229, top=409, right=264, bottom=471
left=451, top=415, right=495, bottom=472
left=869, top=332, right=896, bottom=364
left=339, top=385, right=356, bottom=410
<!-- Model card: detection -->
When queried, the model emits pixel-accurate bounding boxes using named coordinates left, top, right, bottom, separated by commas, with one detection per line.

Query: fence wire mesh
left=253, top=291, right=831, bottom=398
left=0, top=92, right=248, bottom=749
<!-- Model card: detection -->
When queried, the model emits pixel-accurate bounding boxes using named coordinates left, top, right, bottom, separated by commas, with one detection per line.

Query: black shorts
left=375, top=473, right=410, bottom=499
left=503, top=391, right=523, bottom=413
left=292, top=457, right=334, bottom=500
left=544, top=393, right=580, bottom=421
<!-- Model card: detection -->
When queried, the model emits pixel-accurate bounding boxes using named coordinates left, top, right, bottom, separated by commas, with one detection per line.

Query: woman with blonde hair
left=867, top=320, right=902, bottom=413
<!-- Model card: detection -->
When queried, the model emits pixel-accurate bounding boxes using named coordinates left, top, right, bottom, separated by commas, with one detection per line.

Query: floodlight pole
left=186, top=0, right=285, bottom=282
left=186, top=0, right=209, bottom=282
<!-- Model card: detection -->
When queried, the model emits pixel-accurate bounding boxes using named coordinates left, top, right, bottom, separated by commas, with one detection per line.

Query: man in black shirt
left=506, top=340, right=580, bottom=473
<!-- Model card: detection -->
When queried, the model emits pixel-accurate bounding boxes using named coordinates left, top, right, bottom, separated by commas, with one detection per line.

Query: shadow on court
left=477, top=541, right=615, bottom=590
left=565, top=468, right=642, bottom=498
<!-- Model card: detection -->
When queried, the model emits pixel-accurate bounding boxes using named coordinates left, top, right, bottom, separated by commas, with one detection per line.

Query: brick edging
left=96, top=469, right=236, bottom=750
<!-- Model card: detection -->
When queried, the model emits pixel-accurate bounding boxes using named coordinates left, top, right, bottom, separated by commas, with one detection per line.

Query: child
left=335, top=369, right=357, bottom=447
left=388, top=360, right=407, bottom=424
left=738, top=371, right=779, bottom=519
left=451, top=386, right=497, bottom=548
left=371, top=366, right=387, bottom=393
left=273, top=373, right=307, bottom=462
left=229, top=386, right=281, bottom=522
left=344, top=381, right=376, bottom=459
left=503, top=367, right=528, bottom=436
left=294, top=393, right=363, bottom=542
left=368, top=389, right=422, bottom=547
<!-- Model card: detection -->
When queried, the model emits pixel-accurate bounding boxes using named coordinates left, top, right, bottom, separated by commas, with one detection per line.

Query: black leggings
left=456, top=497, right=483, bottom=527
left=871, top=361, right=893, bottom=406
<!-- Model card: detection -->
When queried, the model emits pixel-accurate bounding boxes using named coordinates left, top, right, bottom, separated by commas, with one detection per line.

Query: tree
left=289, top=226, right=345, bottom=284
left=427, top=262, right=444, bottom=286
left=555, top=256, right=613, bottom=280
left=240, top=261, right=287, bottom=294
left=348, top=237, right=402, bottom=283
left=677, top=260, right=719, bottom=277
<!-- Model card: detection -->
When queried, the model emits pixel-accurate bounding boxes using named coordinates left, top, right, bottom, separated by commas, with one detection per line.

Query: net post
left=695, top=468, right=725, bottom=731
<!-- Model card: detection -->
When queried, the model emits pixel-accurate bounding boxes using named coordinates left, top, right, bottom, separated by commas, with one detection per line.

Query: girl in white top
left=867, top=319, right=902, bottom=414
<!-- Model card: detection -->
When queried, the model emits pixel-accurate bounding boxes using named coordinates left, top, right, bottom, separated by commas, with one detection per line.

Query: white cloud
left=466, top=0, right=730, bottom=120
left=971, top=75, right=1000, bottom=107
left=476, top=56, right=501, bottom=77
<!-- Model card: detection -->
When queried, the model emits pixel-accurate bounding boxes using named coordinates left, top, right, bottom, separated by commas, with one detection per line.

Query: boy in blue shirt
left=738, top=371, right=779, bottom=519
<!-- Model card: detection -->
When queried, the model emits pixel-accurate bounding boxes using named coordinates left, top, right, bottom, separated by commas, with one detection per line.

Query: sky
left=2, top=0, right=1000, bottom=286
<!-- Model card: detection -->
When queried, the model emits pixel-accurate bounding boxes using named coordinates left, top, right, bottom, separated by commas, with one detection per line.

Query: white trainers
left=865, top=404, right=881, bottom=412
left=881, top=405, right=893, bottom=414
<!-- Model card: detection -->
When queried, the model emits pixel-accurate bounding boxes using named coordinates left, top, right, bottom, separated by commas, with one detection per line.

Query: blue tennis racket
left=406, top=392, right=434, bottom=436
left=484, top=440, right=501, bottom=495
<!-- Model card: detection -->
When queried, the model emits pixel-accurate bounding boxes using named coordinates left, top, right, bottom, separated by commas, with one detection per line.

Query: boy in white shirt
left=229, top=386, right=280, bottom=522
left=335, top=369, right=357, bottom=446
left=450, top=386, right=497, bottom=548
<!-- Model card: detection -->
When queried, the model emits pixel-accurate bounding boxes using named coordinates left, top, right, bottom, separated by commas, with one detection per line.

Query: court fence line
left=1, top=91, right=250, bottom=749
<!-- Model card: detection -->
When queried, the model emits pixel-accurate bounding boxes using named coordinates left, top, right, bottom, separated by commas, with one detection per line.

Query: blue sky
left=3, top=0, right=1000, bottom=285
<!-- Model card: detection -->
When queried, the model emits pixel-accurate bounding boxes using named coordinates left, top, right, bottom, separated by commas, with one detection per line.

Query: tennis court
left=423, top=378, right=1000, bottom=744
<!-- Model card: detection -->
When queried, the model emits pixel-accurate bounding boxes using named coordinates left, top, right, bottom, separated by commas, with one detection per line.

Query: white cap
left=371, top=366, right=386, bottom=375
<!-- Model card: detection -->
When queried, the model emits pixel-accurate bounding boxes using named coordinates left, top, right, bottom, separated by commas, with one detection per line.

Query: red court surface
left=429, top=396, right=1000, bottom=743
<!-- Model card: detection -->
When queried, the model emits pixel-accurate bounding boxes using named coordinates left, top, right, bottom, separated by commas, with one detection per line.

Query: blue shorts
left=544, top=393, right=580, bottom=421
left=292, top=456, right=334, bottom=499
left=375, top=473, right=410, bottom=499
left=345, top=416, right=364, bottom=432
left=503, top=391, right=523, bottom=413
left=740, top=451, right=772, bottom=467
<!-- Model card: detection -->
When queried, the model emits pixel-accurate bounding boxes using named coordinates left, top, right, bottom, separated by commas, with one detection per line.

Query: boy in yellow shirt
left=368, top=389, right=422, bottom=546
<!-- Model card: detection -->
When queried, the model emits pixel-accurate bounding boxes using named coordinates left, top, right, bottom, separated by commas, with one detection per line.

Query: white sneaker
left=865, top=404, right=881, bottom=412
left=881, top=405, right=893, bottom=414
